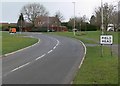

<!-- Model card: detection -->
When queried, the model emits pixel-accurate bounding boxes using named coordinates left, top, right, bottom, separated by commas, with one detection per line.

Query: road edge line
left=1, top=36, right=40, bottom=57
left=78, top=40, right=87, bottom=69
left=71, top=40, right=87, bottom=84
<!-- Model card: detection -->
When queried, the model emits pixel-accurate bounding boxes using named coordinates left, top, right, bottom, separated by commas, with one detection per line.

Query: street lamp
left=101, top=0, right=104, bottom=57
left=72, top=2, right=76, bottom=36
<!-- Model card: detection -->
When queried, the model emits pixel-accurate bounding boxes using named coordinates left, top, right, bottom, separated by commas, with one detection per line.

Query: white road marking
left=47, top=50, right=53, bottom=54
left=71, top=40, right=87, bottom=84
left=35, top=54, right=46, bottom=61
left=10, top=62, right=30, bottom=72
left=78, top=40, right=87, bottom=69
left=53, top=46, right=56, bottom=50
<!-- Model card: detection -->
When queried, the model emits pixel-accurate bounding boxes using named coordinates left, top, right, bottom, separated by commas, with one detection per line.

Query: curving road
left=2, top=32, right=85, bottom=84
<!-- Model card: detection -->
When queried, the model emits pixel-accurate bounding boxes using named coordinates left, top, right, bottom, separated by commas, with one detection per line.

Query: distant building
left=35, top=16, right=60, bottom=27
left=34, top=16, right=67, bottom=32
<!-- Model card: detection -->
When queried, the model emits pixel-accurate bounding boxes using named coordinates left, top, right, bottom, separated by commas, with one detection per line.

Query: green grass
left=45, top=31, right=118, bottom=84
left=47, top=31, right=118, bottom=44
left=47, top=32, right=97, bottom=44
left=73, top=46, right=118, bottom=84
left=2, top=32, right=38, bottom=55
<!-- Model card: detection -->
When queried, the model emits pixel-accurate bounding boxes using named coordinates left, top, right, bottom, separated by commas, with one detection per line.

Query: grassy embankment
left=47, top=31, right=118, bottom=84
left=1, top=32, right=38, bottom=55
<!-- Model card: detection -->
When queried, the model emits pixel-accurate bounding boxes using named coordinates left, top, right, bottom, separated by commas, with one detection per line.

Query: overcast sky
left=0, top=0, right=119, bottom=23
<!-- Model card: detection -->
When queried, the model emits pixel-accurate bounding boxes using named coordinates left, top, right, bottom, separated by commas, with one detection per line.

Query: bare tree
left=94, top=3, right=117, bottom=31
left=21, top=3, right=49, bottom=27
left=54, top=11, right=64, bottom=22
left=68, top=15, right=88, bottom=31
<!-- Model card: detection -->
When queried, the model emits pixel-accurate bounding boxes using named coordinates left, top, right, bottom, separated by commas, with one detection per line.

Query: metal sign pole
left=101, top=44, right=103, bottom=57
left=111, top=44, right=112, bottom=56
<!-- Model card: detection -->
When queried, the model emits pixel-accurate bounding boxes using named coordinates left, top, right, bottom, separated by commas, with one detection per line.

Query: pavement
left=2, top=32, right=85, bottom=84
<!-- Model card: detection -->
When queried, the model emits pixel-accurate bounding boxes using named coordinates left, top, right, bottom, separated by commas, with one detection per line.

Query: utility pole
left=101, top=0, right=104, bottom=57
left=101, top=0, right=104, bottom=35
left=72, top=2, right=76, bottom=36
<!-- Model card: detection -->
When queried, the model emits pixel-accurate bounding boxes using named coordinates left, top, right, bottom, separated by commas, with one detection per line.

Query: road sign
left=100, top=35, right=113, bottom=45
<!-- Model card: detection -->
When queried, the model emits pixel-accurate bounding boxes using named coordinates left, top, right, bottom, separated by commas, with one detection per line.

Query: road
left=2, top=32, right=85, bottom=84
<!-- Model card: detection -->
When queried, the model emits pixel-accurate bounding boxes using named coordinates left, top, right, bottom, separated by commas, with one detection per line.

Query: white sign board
left=100, top=35, right=113, bottom=45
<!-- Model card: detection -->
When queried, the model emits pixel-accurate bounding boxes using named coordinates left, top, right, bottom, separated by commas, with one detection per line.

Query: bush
left=86, top=24, right=97, bottom=31
left=2, top=24, right=17, bottom=31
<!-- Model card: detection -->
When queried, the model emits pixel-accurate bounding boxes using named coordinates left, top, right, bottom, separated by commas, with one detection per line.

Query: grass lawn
left=45, top=31, right=118, bottom=84
left=47, top=31, right=118, bottom=44
left=2, top=32, right=38, bottom=55
left=73, top=46, right=118, bottom=84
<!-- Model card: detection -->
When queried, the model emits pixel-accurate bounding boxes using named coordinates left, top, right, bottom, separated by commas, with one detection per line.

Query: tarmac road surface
left=2, top=32, right=85, bottom=84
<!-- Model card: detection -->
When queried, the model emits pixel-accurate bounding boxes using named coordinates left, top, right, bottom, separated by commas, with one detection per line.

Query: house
left=35, top=16, right=61, bottom=27
left=34, top=16, right=68, bottom=32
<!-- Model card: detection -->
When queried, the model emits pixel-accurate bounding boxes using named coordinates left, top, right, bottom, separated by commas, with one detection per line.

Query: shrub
left=86, top=24, right=97, bottom=31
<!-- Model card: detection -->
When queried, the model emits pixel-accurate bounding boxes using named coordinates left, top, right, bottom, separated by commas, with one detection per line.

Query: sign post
left=100, top=35, right=113, bottom=57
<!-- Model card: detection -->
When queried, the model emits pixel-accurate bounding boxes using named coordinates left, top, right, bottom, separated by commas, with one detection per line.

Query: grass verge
left=73, top=46, right=118, bottom=84
left=47, top=31, right=118, bottom=44
left=2, top=32, right=38, bottom=55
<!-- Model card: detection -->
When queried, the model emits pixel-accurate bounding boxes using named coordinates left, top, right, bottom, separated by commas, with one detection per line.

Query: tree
left=68, top=15, right=88, bottom=31
left=90, top=15, right=96, bottom=25
left=94, top=3, right=117, bottom=31
left=54, top=11, right=64, bottom=22
left=21, top=3, right=49, bottom=27
left=17, top=13, right=25, bottom=31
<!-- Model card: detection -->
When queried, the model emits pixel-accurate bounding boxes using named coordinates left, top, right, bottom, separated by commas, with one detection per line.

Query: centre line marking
left=53, top=46, right=56, bottom=49
left=35, top=54, right=46, bottom=61
left=47, top=50, right=53, bottom=54
left=11, top=62, right=30, bottom=72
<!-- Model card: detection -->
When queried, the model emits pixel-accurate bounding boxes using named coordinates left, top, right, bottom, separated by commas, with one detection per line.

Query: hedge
left=30, top=27, right=48, bottom=32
